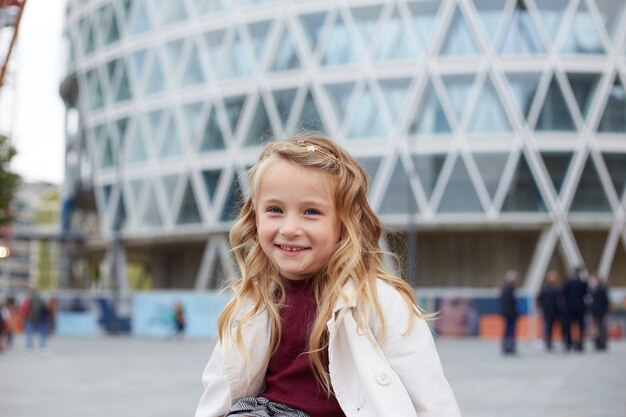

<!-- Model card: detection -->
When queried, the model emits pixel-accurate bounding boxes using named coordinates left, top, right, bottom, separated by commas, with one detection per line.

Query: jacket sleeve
left=194, top=341, right=233, bottom=417
left=375, top=283, right=462, bottom=417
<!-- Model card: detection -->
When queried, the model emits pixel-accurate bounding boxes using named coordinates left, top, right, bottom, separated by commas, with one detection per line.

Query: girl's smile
left=256, top=158, right=340, bottom=281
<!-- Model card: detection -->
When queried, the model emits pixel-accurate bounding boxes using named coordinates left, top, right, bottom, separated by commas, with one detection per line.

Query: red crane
left=0, top=0, right=27, bottom=89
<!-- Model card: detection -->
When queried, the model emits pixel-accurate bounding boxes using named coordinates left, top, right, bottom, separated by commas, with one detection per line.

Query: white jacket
left=195, top=280, right=462, bottom=417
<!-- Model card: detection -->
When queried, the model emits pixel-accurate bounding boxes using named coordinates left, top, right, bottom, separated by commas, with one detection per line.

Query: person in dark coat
left=500, top=270, right=519, bottom=355
left=537, top=270, right=563, bottom=351
left=588, top=274, right=609, bottom=351
left=561, top=268, right=588, bottom=351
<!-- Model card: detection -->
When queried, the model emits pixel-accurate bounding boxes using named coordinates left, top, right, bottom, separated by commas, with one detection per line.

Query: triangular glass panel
left=162, top=1, right=188, bottom=25
left=601, top=153, right=626, bottom=199
left=223, top=95, right=246, bottom=137
left=221, top=173, right=244, bottom=221
left=105, top=59, right=119, bottom=98
left=439, top=6, right=479, bottom=56
left=127, top=122, right=148, bottom=163
left=90, top=70, right=104, bottom=110
left=441, top=73, right=475, bottom=122
left=115, top=63, right=132, bottom=102
left=505, top=72, right=542, bottom=120
left=499, top=1, right=545, bottom=55
left=247, top=20, right=271, bottom=61
left=204, top=30, right=227, bottom=74
left=160, top=173, right=181, bottom=203
left=348, top=85, right=388, bottom=139
left=194, top=0, right=233, bottom=15
left=412, top=154, right=446, bottom=200
left=535, top=76, right=576, bottom=131
left=540, top=152, right=573, bottom=195
left=407, top=0, right=441, bottom=45
left=101, top=134, right=115, bottom=169
left=182, top=102, right=204, bottom=146
left=105, top=5, right=121, bottom=45
left=566, top=72, right=601, bottom=119
left=128, top=179, right=144, bottom=207
left=270, top=26, right=301, bottom=71
left=202, top=169, right=222, bottom=204
left=408, top=80, right=451, bottom=135
left=146, top=109, right=163, bottom=140
left=130, top=48, right=148, bottom=82
left=84, top=18, right=96, bottom=55
left=379, top=157, right=419, bottom=215
left=120, top=0, right=132, bottom=27
left=379, top=78, right=412, bottom=123
left=130, top=0, right=151, bottom=35
left=468, top=77, right=512, bottom=133
left=159, top=114, right=184, bottom=159
left=597, top=76, right=626, bottom=132
left=472, top=153, right=509, bottom=200
left=165, top=39, right=185, bottom=78
left=115, top=117, right=129, bottom=150
left=473, top=0, right=507, bottom=43
left=244, top=97, right=273, bottom=146
left=222, top=30, right=254, bottom=79
left=141, top=185, right=163, bottom=228
left=294, top=90, right=327, bottom=133
left=356, top=157, right=381, bottom=186
left=351, top=5, right=382, bottom=51
left=298, top=12, right=327, bottom=53
left=375, top=7, right=420, bottom=62
left=112, top=194, right=127, bottom=231
left=272, top=88, right=298, bottom=129
left=535, top=0, right=569, bottom=42
left=560, top=1, right=605, bottom=54
left=325, top=82, right=355, bottom=129
left=143, top=54, right=167, bottom=95
left=501, top=153, right=547, bottom=212
left=321, top=14, right=363, bottom=66
left=438, top=156, right=483, bottom=213
left=573, top=230, right=607, bottom=278
left=199, top=108, right=226, bottom=152
left=176, top=179, right=202, bottom=225
left=594, top=0, right=626, bottom=41
left=102, top=184, right=113, bottom=211
left=182, top=41, right=207, bottom=86
left=570, top=156, right=612, bottom=212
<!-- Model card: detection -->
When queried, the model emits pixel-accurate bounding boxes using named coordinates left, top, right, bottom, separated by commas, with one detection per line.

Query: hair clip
left=296, top=140, right=342, bottom=166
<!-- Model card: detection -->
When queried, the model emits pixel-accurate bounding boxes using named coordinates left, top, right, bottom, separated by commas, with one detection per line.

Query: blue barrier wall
left=132, top=292, right=230, bottom=339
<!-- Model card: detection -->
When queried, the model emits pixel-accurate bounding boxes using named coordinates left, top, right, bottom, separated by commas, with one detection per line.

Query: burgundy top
left=261, top=278, right=345, bottom=417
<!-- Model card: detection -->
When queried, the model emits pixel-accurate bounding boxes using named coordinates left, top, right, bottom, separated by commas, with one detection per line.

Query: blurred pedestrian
left=537, top=270, right=563, bottom=351
left=500, top=270, right=519, bottom=355
left=588, top=273, right=609, bottom=351
left=20, top=285, right=50, bottom=352
left=0, top=298, right=8, bottom=352
left=173, top=301, right=186, bottom=340
left=561, top=267, right=588, bottom=352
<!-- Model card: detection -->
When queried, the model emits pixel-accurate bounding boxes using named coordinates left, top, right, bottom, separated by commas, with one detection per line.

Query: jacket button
left=376, top=371, right=391, bottom=386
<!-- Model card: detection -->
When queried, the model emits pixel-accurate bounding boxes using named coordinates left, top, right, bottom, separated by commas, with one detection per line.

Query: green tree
left=0, top=134, right=20, bottom=225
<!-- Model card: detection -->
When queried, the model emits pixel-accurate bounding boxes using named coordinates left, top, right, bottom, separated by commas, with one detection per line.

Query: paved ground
left=0, top=335, right=624, bottom=417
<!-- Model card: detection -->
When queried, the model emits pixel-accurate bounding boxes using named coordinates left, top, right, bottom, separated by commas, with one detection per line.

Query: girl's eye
left=267, top=207, right=282, bottom=214
left=304, top=208, right=320, bottom=216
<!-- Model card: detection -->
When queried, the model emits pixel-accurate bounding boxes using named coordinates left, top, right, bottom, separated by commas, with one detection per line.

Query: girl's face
left=255, top=158, right=341, bottom=281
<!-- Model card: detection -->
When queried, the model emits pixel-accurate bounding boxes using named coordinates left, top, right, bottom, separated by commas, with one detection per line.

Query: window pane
left=438, top=157, right=483, bottom=213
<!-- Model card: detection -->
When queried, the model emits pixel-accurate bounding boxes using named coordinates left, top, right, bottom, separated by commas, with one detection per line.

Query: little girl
left=195, top=134, right=461, bottom=417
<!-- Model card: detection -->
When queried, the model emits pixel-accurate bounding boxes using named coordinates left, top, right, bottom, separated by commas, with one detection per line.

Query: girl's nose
left=279, top=215, right=301, bottom=237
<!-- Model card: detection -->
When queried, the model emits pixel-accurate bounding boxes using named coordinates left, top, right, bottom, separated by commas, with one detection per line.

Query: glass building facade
left=60, top=0, right=626, bottom=294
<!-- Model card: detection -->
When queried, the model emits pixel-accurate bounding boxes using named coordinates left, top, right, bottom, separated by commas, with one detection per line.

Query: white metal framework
left=62, top=0, right=626, bottom=290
